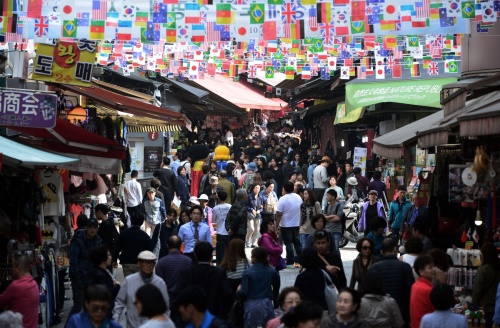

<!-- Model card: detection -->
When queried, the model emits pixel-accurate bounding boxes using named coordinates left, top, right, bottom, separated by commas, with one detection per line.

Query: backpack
left=242, top=172, right=255, bottom=193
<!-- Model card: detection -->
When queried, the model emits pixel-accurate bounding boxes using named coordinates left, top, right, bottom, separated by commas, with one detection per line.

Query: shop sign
left=345, top=78, right=457, bottom=112
left=334, top=103, right=366, bottom=125
left=353, top=147, right=367, bottom=177
left=144, top=147, right=164, bottom=173
left=0, top=89, right=57, bottom=128
left=32, top=40, right=97, bottom=87
left=61, top=155, right=122, bottom=175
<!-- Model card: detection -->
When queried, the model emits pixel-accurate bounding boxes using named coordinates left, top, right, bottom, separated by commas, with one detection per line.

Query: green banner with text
left=345, top=78, right=457, bottom=112
left=334, top=103, right=366, bottom=124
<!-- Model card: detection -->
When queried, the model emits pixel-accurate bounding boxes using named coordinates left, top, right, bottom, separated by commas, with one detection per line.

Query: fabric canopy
left=191, top=75, right=288, bottom=110
left=373, top=110, right=444, bottom=158
left=417, top=91, right=500, bottom=148
left=0, top=136, right=79, bottom=168
left=345, top=77, right=457, bottom=112
left=9, top=118, right=126, bottom=159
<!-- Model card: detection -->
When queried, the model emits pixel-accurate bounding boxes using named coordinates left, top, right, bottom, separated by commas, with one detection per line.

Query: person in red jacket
left=410, top=254, right=435, bottom=328
left=0, top=254, right=39, bottom=328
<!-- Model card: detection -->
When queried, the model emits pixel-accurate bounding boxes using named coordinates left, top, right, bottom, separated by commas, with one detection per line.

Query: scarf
left=301, top=202, right=315, bottom=226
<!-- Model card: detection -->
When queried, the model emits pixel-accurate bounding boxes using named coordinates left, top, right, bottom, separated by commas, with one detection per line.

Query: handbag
left=322, top=269, right=338, bottom=313
left=276, top=257, right=286, bottom=271
left=152, top=224, right=162, bottom=259
left=227, top=298, right=244, bottom=328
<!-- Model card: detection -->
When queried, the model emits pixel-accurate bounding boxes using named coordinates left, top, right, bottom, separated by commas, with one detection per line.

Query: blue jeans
left=281, top=226, right=302, bottom=265
left=332, top=232, right=342, bottom=256
left=216, top=234, right=229, bottom=265
left=300, top=234, right=309, bottom=251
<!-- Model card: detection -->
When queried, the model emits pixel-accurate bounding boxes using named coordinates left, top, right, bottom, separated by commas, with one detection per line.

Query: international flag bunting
left=461, top=1, right=475, bottom=19
left=26, top=0, right=42, bottom=18
left=250, top=4, right=265, bottom=24
left=262, top=21, right=277, bottom=40
left=268, top=0, right=283, bottom=5
left=285, top=66, right=295, bottom=79
left=392, top=59, right=402, bottom=78
left=316, top=3, right=331, bottom=24
left=428, top=61, right=439, bottom=75
left=216, top=4, right=232, bottom=25
left=265, top=65, right=274, bottom=78
left=411, top=63, right=421, bottom=77
left=90, top=20, right=105, bottom=40
left=62, top=19, right=77, bottom=38
left=290, top=20, right=304, bottom=40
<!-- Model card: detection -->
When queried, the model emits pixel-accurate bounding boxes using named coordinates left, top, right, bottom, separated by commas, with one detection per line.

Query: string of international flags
left=0, top=0, right=496, bottom=80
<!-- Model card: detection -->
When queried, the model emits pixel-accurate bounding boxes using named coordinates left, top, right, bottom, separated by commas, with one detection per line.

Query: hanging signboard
left=353, top=147, right=368, bottom=177
left=32, top=40, right=97, bottom=87
left=0, top=89, right=57, bottom=128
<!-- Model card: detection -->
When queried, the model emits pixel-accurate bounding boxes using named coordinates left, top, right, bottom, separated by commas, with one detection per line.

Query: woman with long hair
left=472, top=243, right=500, bottom=328
left=246, top=183, right=262, bottom=248
left=257, top=156, right=268, bottom=176
left=220, top=239, right=250, bottom=300
left=358, top=271, right=403, bottom=328
left=349, top=238, right=378, bottom=295
left=260, top=180, right=279, bottom=221
left=135, top=284, right=175, bottom=328
left=336, top=165, right=347, bottom=193
left=321, top=288, right=369, bottom=328
left=299, top=188, right=322, bottom=250
left=236, top=247, right=280, bottom=328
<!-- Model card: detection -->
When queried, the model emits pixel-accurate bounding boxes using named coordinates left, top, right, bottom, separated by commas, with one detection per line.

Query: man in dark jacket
left=369, top=238, right=414, bottom=325
left=112, top=213, right=152, bottom=277
left=68, top=218, right=103, bottom=320
left=154, top=157, right=179, bottom=211
left=353, top=167, right=370, bottom=196
left=225, top=188, right=248, bottom=241
left=96, top=204, right=118, bottom=255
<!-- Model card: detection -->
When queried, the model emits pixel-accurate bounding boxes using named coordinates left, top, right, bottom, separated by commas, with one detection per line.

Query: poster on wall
left=144, top=147, right=163, bottom=172
left=449, top=164, right=474, bottom=203
left=353, top=147, right=367, bottom=176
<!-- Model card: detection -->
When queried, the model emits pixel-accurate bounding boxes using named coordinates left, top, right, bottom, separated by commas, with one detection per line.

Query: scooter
left=339, top=202, right=363, bottom=248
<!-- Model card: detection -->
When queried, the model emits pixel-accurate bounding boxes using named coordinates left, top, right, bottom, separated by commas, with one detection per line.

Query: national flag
left=263, top=21, right=277, bottom=40
left=319, top=66, right=329, bottom=80
left=266, top=5, right=279, bottom=20
left=392, top=59, right=402, bottom=78
left=351, top=1, right=365, bottom=21
left=232, top=0, right=248, bottom=5
left=205, top=22, right=220, bottom=41
left=357, top=66, right=366, bottom=79
left=34, top=16, right=49, bottom=36
left=228, top=63, right=238, bottom=77
left=185, top=4, right=201, bottom=24
left=166, top=28, right=176, bottom=42
left=285, top=66, right=295, bottom=79
left=445, top=60, right=458, bottom=73
left=407, top=35, right=419, bottom=48
left=403, top=56, right=414, bottom=69
left=250, top=4, right=265, bottom=24
left=302, top=65, right=311, bottom=79
left=411, top=18, right=429, bottom=28
left=339, top=66, right=349, bottom=79
left=308, top=7, right=319, bottom=32
left=375, top=65, right=385, bottom=79
left=62, top=19, right=77, bottom=37
left=92, top=0, right=107, bottom=20
left=265, top=65, right=274, bottom=78
left=350, top=21, right=365, bottom=34
left=400, top=4, right=414, bottom=22
left=135, top=12, right=149, bottom=27
left=27, top=0, right=43, bottom=18
left=427, top=61, right=439, bottom=75
left=153, top=4, right=168, bottom=23
left=383, top=36, right=397, bottom=49
left=411, top=63, right=420, bottom=77
left=415, top=0, right=430, bottom=18
left=191, top=24, right=205, bottom=42
left=438, top=8, right=455, bottom=27
left=317, top=3, right=331, bottom=24
left=380, top=20, right=397, bottom=31
left=281, top=2, right=297, bottom=24
left=461, top=1, right=475, bottom=18
left=106, top=1, right=119, bottom=26
left=166, top=12, right=176, bottom=29
left=90, top=20, right=105, bottom=39
left=216, top=4, right=232, bottom=25
left=334, top=0, right=349, bottom=4
left=198, top=0, right=213, bottom=4
left=247, top=64, right=257, bottom=78
left=319, top=20, right=335, bottom=42
left=77, top=12, right=90, bottom=26
left=301, top=0, right=316, bottom=5
left=327, top=56, right=336, bottom=71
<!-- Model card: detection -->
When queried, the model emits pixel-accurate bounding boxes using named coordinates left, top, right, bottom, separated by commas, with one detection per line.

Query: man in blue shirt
left=174, top=285, right=229, bottom=328
left=178, top=205, right=212, bottom=261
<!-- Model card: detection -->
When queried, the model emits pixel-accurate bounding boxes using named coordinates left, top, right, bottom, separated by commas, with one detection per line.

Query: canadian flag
left=327, top=57, right=337, bottom=71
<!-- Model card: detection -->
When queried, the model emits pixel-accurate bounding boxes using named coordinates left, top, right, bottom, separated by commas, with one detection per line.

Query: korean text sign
left=32, top=40, right=97, bottom=87
left=0, top=89, right=57, bottom=128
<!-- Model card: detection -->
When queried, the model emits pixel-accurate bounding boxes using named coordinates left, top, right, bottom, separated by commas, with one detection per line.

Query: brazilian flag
left=265, top=66, right=275, bottom=78
left=63, top=19, right=77, bottom=38
left=250, top=4, right=265, bottom=24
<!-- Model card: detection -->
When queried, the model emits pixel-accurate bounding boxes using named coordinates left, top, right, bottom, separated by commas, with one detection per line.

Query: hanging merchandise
left=38, top=170, right=65, bottom=217
left=461, top=167, right=477, bottom=187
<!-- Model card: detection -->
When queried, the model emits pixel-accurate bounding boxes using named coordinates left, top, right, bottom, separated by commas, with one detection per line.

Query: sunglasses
left=361, top=246, right=373, bottom=250
left=90, top=305, right=109, bottom=313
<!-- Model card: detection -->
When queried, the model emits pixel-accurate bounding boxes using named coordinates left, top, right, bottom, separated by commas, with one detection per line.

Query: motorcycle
left=339, top=202, right=363, bottom=248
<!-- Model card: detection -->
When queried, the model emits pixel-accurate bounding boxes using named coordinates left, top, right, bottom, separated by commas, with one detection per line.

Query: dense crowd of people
left=0, top=130, right=499, bottom=328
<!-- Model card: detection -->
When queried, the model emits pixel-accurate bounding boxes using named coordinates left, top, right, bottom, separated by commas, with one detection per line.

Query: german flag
left=316, top=3, right=331, bottom=23
left=290, top=20, right=304, bottom=40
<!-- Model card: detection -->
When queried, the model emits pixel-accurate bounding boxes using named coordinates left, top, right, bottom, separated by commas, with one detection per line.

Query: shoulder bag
left=322, top=269, right=338, bottom=313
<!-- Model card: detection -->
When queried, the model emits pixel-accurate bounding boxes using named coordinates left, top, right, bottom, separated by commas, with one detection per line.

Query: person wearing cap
left=239, top=162, right=258, bottom=191
left=388, top=186, right=412, bottom=243
left=68, top=217, right=103, bottom=320
left=203, top=176, right=223, bottom=208
left=113, top=250, right=169, bottom=328
left=358, top=190, right=387, bottom=234
left=346, top=176, right=362, bottom=204
left=197, top=194, right=215, bottom=236
left=177, top=205, right=213, bottom=261
left=312, top=156, right=332, bottom=202
left=142, top=187, right=167, bottom=237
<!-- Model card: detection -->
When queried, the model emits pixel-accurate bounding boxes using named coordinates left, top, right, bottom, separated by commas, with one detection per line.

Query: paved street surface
left=54, top=242, right=357, bottom=327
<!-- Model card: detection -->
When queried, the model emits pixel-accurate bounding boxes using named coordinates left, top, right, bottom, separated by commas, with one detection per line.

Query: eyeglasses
left=90, top=305, right=109, bottom=313
left=361, top=246, right=373, bottom=250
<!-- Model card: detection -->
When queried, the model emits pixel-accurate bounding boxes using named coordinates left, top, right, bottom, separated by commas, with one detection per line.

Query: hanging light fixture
left=474, top=210, right=482, bottom=226
left=341, top=139, right=345, bottom=147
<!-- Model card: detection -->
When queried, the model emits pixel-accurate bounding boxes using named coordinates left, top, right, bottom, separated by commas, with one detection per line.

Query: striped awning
left=128, top=125, right=181, bottom=133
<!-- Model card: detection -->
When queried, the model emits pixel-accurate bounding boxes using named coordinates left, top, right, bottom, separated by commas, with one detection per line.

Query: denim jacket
left=247, top=192, right=262, bottom=219
left=236, top=262, right=280, bottom=301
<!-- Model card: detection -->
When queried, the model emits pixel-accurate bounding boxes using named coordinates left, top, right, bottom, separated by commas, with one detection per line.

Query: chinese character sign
left=353, top=147, right=368, bottom=176
left=32, top=40, right=97, bottom=87
left=0, top=90, right=58, bottom=128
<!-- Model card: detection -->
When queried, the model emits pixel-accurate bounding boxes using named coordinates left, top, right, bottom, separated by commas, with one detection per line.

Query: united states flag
left=415, top=0, right=430, bottom=18
left=93, top=0, right=108, bottom=21
left=205, top=22, right=220, bottom=42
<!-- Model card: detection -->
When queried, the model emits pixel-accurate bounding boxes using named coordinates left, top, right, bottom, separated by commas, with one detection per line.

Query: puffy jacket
left=369, top=255, right=415, bottom=322
left=69, top=230, right=103, bottom=279
left=257, top=232, right=283, bottom=268
left=388, top=199, right=411, bottom=229
left=358, top=294, right=404, bottom=328
left=225, top=201, right=248, bottom=236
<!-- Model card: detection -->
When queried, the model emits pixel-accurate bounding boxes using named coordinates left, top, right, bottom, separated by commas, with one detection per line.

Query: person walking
left=420, top=284, right=469, bottom=328
left=218, top=170, right=236, bottom=204
left=177, top=205, right=212, bottom=261
left=220, top=239, right=250, bottom=302
left=300, top=188, right=322, bottom=250
left=226, top=189, right=249, bottom=241
left=276, top=182, right=303, bottom=268
left=388, top=186, right=411, bottom=243
left=323, top=189, right=344, bottom=254
left=321, top=176, right=345, bottom=208
left=260, top=180, right=278, bottom=221
left=134, top=284, right=175, bottom=328
left=312, top=156, right=331, bottom=201
left=410, top=255, right=435, bottom=328
left=176, top=166, right=190, bottom=204
left=125, top=170, right=143, bottom=218
left=151, top=208, right=178, bottom=259
left=142, top=187, right=167, bottom=237
left=294, top=248, right=329, bottom=312
left=349, top=238, right=378, bottom=295
left=358, top=190, right=386, bottom=234
left=154, top=157, right=179, bottom=212
left=246, top=183, right=262, bottom=248
left=212, top=190, right=232, bottom=264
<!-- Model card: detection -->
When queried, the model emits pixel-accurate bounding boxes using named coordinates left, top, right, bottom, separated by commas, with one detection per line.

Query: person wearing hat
left=312, top=156, right=332, bottom=202
left=197, top=194, right=215, bottom=236
left=67, top=217, right=103, bottom=320
left=113, top=250, right=170, bottom=328
left=240, top=162, right=258, bottom=192
left=346, top=176, right=362, bottom=203
left=203, top=175, right=224, bottom=208
left=388, top=186, right=412, bottom=244
left=358, top=190, right=387, bottom=234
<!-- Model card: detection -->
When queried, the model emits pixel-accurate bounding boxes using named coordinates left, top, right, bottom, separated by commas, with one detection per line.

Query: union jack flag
left=232, top=0, right=248, bottom=4
left=281, top=2, right=297, bottom=24
left=34, top=17, right=49, bottom=37
left=387, top=56, right=396, bottom=68
left=200, top=10, right=208, bottom=22
left=320, top=20, right=335, bottom=41
left=428, top=61, right=439, bottom=75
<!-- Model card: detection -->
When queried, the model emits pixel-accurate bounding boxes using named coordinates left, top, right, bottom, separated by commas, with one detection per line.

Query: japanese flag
left=340, top=66, right=349, bottom=79
left=375, top=65, right=385, bottom=79
left=193, top=50, right=204, bottom=61
left=327, top=57, right=337, bottom=71
left=189, top=62, right=199, bottom=77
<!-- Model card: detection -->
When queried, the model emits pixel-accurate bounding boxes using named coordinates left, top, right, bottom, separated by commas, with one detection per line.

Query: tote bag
left=322, top=269, right=338, bottom=313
